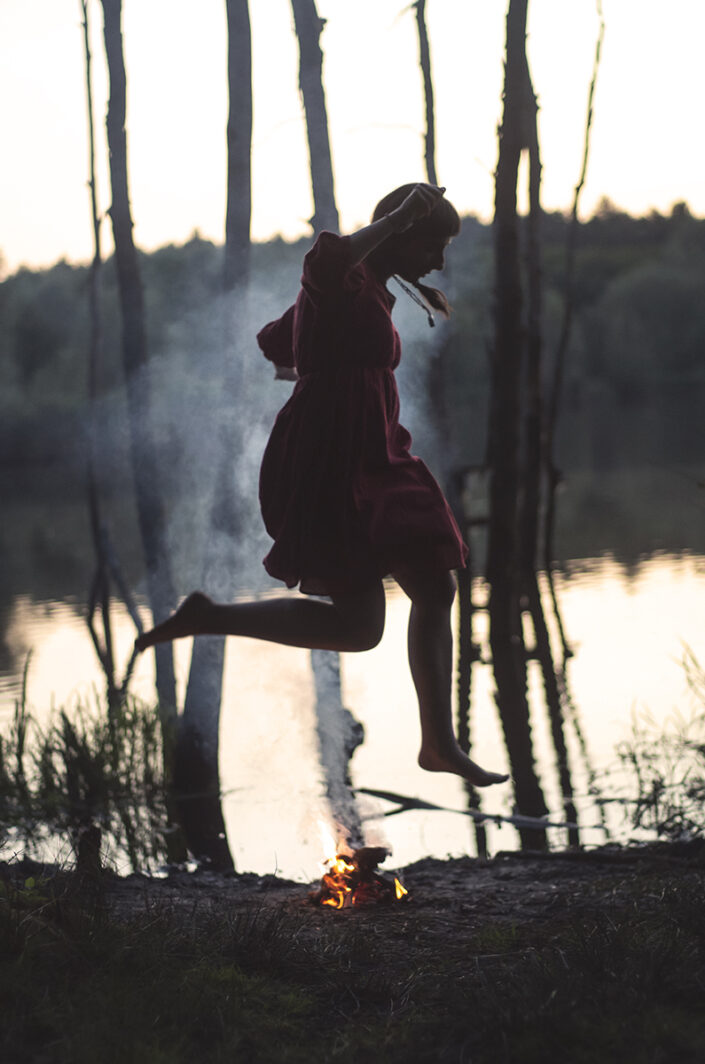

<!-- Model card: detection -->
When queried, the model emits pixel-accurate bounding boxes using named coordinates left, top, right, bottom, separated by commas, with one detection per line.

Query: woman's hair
left=371, top=183, right=461, bottom=318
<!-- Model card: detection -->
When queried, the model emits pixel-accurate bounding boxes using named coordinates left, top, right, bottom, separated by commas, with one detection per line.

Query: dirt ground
left=6, top=840, right=704, bottom=964
left=5, top=840, right=705, bottom=1063
left=96, top=841, right=705, bottom=947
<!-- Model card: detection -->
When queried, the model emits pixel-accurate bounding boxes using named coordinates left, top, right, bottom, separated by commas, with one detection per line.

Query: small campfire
left=311, top=835, right=409, bottom=910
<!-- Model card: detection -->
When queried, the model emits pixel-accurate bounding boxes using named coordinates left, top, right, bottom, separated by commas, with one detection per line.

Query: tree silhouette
left=487, top=0, right=549, bottom=848
left=290, top=0, right=339, bottom=234
left=80, top=0, right=144, bottom=716
left=99, top=0, right=177, bottom=725
left=414, top=0, right=437, bottom=187
left=176, top=0, right=254, bottom=871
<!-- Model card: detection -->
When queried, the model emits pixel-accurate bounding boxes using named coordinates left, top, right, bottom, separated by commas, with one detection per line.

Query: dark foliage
left=2, top=208, right=705, bottom=471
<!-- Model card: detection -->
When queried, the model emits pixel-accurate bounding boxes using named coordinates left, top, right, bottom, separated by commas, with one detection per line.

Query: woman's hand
left=386, top=184, right=446, bottom=234
left=347, top=184, right=446, bottom=266
left=274, top=364, right=298, bottom=381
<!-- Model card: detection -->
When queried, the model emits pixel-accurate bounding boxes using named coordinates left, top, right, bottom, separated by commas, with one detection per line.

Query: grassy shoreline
left=2, top=844, right=704, bottom=1063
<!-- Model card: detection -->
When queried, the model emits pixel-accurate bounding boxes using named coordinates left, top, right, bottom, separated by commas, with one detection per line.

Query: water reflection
left=2, top=553, right=704, bottom=879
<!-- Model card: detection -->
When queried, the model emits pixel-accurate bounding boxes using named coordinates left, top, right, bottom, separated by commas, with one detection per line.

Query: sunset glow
left=2, top=0, right=704, bottom=274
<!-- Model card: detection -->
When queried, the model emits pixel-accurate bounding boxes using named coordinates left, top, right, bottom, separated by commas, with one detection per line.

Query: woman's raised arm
left=346, top=184, right=446, bottom=265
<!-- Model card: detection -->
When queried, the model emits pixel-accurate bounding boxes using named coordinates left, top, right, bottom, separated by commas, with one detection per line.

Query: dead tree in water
left=81, top=0, right=115, bottom=706
left=311, top=650, right=364, bottom=847
left=487, top=0, right=549, bottom=849
left=527, top=3, right=606, bottom=842
left=518, top=60, right=579, bottom=845
left=291, top=0, right=366, bottom=841
left=176, top=0, right=254, bottom=871
left=486, top=0, right=595, bottom=849
left=410, top=0, right=487, bottom=854
left=81, top=0, right=143, bottom=716
left=517, top=3, right=606, bottom=842
left=544, top=0, right=605, bottom=600
left=99, top=0, right=177, bottom=733
left=290, top=0, right=339, bottom=234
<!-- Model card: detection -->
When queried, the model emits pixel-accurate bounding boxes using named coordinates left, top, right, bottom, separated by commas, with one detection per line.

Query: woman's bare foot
left=418, top=743, right=509, bottom=787
left=135, top=592, right=212, bottom=652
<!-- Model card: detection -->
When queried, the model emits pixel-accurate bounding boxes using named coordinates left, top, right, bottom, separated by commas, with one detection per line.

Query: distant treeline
left=2, top=200, right=704, bottom=477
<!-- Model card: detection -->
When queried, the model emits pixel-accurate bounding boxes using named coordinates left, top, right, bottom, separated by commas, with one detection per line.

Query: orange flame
left=320, top=852, right=356, bottom=908
left=315, top=822, right=410, bottom=908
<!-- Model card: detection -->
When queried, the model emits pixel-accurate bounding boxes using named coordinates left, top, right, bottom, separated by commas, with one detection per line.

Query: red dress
left=257, top=232, right=468, bottom=596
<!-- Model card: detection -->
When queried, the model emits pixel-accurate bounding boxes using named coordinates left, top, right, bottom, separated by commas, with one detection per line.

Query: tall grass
left=2, top=648, right=704, bottom=879
left=0, top=681, right=170, bottom=873
left=2, top=658, right=705, bottom=1060
left=1, top=858, right=704, bottom=1063
left=617, top=648, right=705, bottom=843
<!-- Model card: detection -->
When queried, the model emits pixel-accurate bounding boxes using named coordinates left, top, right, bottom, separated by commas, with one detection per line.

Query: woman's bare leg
left=135, top=583, right=386, bottom=654
left=393, top=567, right=509, bottom=788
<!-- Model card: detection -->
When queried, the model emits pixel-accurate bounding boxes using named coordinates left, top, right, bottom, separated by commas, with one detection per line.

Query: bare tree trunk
left=454, top=558, right=487, bottom=859
left=100, top=0, right=177, bottom=734
left=518, top=62, right=542, bottom=576
left=311, top=650, right=364, bottom=848
left=487, top=0, right=547, bottom=848
left=81, top=0, right=145, bottom=715
left=525, top=574, right=579, bottom=845
left=81, top=0, right=115, bottom=709
left=290, top=0, right=339, bottom=233
left=224, top=0, right=253, bottom=292
left=414, top=0, right=438, bottom=186
left=412, top=0, right=488, bottom=852
left=290, top=0, right=368, bottom=846
left=175, top=0, right=253, bottom=871
left=519, top=85, right=579, bottom=843
left=544, top=0, right=605, bottom=585
left=521, top=1, right=605, bottom=845
left=413, top=0, right=450, bottom=489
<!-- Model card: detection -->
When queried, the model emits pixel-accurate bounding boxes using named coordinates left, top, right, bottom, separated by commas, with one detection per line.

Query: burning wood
left=311, top=844, right=409, bottom=909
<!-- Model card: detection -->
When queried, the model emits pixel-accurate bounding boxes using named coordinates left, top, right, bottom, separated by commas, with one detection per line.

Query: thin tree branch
left=413, top=0, right=438, bottom=185
left=542, top=0, right=604, bottom=650
left=100, top=0, right=177, bottom=718
left=545, top=0, right=605, bottom=485
left=81, top=0, right=118, bottom=702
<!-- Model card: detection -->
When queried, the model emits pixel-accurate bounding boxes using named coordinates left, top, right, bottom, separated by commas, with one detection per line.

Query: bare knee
left=344, top=621, right=384, bottom=652
left=394, top=567, right=456, bottom=612
left=332, top=583, right=386, bottom=652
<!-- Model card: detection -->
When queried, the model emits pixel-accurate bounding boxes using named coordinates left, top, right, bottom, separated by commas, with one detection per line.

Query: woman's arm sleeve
left=256, top=304, right=296, bottom=368
left=301, top=232, right=366, bottom=303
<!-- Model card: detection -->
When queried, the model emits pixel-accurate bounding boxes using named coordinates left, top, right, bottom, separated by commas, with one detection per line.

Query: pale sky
left=1, top=0, right=704, bottom=275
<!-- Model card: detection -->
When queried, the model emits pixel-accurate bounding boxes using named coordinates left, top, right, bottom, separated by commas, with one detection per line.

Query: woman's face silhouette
left=396, top=234, right=451, bottom=283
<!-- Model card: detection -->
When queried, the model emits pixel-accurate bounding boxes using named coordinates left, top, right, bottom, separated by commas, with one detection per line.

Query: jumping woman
left=136, top=183, right=508, bottom=789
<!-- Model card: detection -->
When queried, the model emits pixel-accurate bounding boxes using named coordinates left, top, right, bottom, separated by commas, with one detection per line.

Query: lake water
left=2, top=549, right=704, bottom=881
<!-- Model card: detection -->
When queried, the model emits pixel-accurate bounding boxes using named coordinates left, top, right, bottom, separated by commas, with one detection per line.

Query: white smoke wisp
left=310, top=647, right=365, bottom=851
left=393, top=286, right=451, bottom=480
left=393, top=254, right=486, bottom=486
left=92, top=240, right=472, bottom=612
left=140, top=253, right=304, bottom=601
